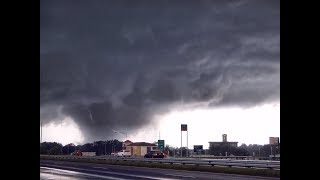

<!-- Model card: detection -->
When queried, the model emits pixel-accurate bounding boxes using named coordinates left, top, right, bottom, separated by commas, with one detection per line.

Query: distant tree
left=49, top=146, right=62, bottom=155
left=75, top=145, right=82, bottom=151
left=234, top=147, right=250, bottom=156
left=274, top=143, right=280, bottom=155
left=174, top=147, right=188, bottom=157
left=40, top=142, right=63, bottom=155
left=164, top=145, right=175, bottom=156
left=239, top=143, right=248, bottom=149
left=40, top=142, right=49, bottom=154
left=80, top=143, right=95, bottom=152
left=93, top=141, right=106, bottom=155
left=62, top=143, right=76, bottom=155
left=40, top=139, right=125, bottom=156
left=261, top=144, right=272, bottom=157
left=209, top=144, right=249, bottom=156
left=112, top=139, right=122, bottom=153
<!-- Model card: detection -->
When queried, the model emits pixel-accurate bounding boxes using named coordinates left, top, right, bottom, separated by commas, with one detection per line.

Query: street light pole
left=105, top=141, right=106, bottom=155
left=187, top=129, right=188, bottom=157
left=40, top=120, right=42, bottom=144
left=181, top=130, right=182, bottom=157
left=60, top=119, right=63, bottom=155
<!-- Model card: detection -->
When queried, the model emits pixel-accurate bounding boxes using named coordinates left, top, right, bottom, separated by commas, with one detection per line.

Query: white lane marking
left=165, top=174, right=196, bottom=178
left=41, top=167, right=126, bottom=180
left=42, top=165, right=177, bottom=180
left=93, top=166, right=109, bottom=170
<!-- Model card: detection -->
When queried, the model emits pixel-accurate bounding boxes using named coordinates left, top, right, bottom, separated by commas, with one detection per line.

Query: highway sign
left=193, top=145, right=203, bottom=152
left=181, top=124, right=187, bottom=131
left=158, top=140, right=165, bottom=150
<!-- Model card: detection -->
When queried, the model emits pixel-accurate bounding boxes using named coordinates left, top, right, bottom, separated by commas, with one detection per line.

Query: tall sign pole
left=181, top=129, right=182, bottom=157
left=181, top=124, right=187, bottom=157
left=187, top=129, right=188, bottom=157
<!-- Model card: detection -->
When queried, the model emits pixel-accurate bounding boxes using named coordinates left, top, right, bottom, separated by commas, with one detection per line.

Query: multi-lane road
left=41, top=155, right=280, bottom=169
left=40, top=160, right=280, bottom=180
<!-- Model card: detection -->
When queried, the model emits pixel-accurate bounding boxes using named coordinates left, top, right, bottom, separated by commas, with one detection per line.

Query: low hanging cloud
left=40, top=0, right=279, bottom=142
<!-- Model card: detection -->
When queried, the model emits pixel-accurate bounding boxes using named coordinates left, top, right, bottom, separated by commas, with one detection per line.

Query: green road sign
left=158, top=140, right=165, bottom=150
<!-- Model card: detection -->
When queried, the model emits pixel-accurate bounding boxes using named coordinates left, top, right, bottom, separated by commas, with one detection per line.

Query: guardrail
left=190, top=155, right=254, bottom=160
left=41, top=155, right=280, bottom=170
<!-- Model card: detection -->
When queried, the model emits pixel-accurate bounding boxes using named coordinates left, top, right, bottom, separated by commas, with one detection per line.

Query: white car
left=117, top=150, right=131, bottom=157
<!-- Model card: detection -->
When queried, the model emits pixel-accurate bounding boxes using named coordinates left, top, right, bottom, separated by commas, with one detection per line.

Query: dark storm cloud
left=40, top=0, right=279, bottom=142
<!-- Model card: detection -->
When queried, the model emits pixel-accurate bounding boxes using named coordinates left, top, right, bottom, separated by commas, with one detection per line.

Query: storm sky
left=40, top=0, right=279, bottom=143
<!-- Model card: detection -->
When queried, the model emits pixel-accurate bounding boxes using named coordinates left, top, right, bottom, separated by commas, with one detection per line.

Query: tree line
left=208, top=143, right=280, bottom=158
left=162, top=143, right=280, bottom=159
left=40, top=141, right=280, bottom=159
left=40, top=140, right=123, bottom=156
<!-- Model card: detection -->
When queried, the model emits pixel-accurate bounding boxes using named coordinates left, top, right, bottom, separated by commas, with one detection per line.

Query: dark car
left=144, top=151, right=165, bottom=158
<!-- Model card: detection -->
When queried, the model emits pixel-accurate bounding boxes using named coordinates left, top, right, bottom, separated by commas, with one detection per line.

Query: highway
left=41, top=155, right=280, bottom=169
left=40, top=160, right=279, bottom=180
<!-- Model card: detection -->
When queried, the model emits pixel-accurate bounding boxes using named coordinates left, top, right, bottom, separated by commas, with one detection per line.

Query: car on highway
left=111, top=151, right=118, bottom=156
left=117, top=150, right=131, bottom=157
left=144, top=151, right=166, bottom=158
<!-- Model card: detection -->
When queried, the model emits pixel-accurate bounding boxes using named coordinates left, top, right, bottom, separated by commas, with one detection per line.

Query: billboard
left=181, top=124, right=187, bottom=131
left=269, top=137, right=280, bottom=145
left=193, top=145, right=203, bottom=152
left=158, top=140, right=165, bottom=150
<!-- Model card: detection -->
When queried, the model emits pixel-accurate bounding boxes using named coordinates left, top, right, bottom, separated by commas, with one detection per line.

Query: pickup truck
left=117, top=150, right=131, bottom=157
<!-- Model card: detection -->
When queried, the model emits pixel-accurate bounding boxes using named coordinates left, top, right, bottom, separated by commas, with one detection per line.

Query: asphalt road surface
left=40, top=160, right=279, bottom=180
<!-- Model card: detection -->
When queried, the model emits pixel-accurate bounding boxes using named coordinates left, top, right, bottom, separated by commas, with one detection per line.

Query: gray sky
left=40, top=0, right=279, bottom=145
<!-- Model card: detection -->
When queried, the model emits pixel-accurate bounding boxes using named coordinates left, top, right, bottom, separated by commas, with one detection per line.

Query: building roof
left=127, top=142, right=157, bottom=147
left=124, top=140, right=133, bottom=143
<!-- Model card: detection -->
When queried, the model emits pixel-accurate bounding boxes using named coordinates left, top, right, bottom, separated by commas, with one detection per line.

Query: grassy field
left=40, top=156, right=280, bottom=178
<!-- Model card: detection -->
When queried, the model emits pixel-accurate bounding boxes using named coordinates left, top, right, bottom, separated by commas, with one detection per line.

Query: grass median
left=40, top=156, right=280, bottom=178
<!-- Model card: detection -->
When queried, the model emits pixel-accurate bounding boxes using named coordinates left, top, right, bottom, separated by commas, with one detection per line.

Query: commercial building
left=208, top=134, right=238, bottom=148
left=121, top=140, right=158, bottom=156
left=269, top=137, right=280, bottom=145
left=127, top=142, right=158, bottom=156
left=122, top=140, right=133, bottom=150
